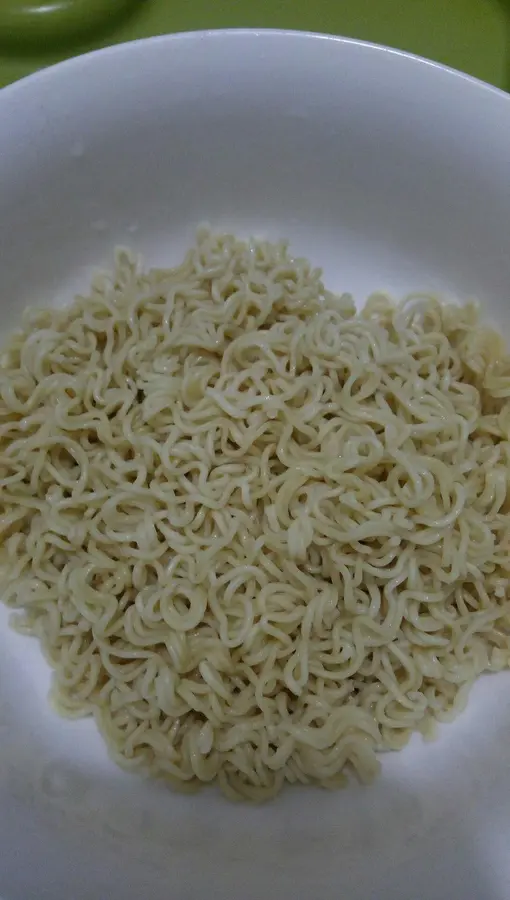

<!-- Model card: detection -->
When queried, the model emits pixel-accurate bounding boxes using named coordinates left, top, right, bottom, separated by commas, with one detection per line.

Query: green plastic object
left=0, top=0, right=508, bottom=90
left=0, top=0, right=141, bottom=47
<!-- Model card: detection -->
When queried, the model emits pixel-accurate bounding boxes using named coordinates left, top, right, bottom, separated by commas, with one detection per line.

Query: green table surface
left=0, top=0, right=508, bottom=90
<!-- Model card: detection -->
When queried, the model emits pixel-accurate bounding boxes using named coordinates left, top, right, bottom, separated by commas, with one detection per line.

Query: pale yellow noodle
left=1, top=228, right=510, bottom=800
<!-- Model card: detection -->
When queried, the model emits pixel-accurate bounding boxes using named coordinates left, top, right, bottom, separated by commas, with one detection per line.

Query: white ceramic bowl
left=1, top=29, right=510, bottom=900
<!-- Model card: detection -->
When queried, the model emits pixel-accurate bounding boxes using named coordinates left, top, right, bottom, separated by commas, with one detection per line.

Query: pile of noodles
left=1, top=228, right=510, bottom=800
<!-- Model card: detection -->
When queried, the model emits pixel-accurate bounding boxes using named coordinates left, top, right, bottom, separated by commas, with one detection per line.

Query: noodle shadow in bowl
left=1, top=661, right=507, bottom=900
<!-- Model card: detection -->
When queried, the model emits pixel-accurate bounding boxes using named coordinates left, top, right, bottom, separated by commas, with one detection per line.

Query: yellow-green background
left=0, top=0, right=509, bottom=89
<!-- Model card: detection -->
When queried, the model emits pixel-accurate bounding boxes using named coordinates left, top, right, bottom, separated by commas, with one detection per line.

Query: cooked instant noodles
left=1, top=228, right=510, bottom=800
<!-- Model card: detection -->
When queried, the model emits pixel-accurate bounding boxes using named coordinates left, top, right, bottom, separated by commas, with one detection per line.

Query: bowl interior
left=1, top=31, right=510, bottom=900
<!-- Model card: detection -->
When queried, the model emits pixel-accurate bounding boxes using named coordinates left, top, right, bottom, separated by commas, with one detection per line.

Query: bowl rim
left=0, top=27, right=509, bottom=107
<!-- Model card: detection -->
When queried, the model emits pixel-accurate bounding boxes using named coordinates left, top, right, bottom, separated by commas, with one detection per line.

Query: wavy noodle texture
left=1, top=228, right=510, bottom=801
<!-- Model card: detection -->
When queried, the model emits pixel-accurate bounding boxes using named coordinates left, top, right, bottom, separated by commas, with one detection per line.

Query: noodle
left=1, top=227, right=510, bottom=800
